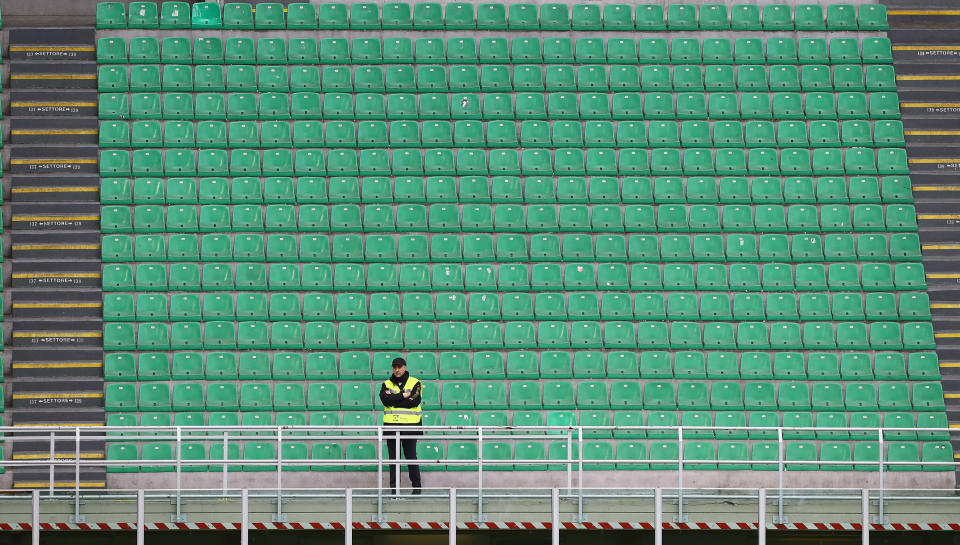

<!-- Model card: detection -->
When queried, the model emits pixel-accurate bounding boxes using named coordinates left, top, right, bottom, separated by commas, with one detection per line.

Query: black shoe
left=412, top=488, right=422, bottom=496
left=389, top=489, right=397, bottom=496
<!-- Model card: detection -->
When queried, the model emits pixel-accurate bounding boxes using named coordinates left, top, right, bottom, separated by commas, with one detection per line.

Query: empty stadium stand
left=86, top=1, right=953, bottom=482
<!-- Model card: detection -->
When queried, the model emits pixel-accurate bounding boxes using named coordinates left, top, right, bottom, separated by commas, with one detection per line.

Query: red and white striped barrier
left=1, top=521, right=958, bottom=531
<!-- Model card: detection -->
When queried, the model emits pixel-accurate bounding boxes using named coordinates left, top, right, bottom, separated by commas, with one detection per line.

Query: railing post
left=136, top=489, right=145, bottom=545
left=757, top=488, right=766, bottom=545
left=31, top=489, right=39, bottom=545
left=376, top=426, right=384, bottom=522
left=394, top=431, right=401, bottom=495
left=241, top=489, right=249, bottom=545
left=222, top=430, right=229, bottom=496
left=477, top=426, right=483, bottom=522
left=677, top=425, right=684, bottom=522
left=344, top=488, right=352, bottom=545
left=74, top=427, right=81, bottom=522
left=776, top=427, right=784, bottom=523
left=877, top=428, right=884, bottom=522
left=654, top=487, right=663, bottom=545
left=275, top=427, right=283, bottom=522
left=861, top=489, right=870, bottom=545
left=48, top=431, right=55, bottom=496
left=175, top=427, right=182, bottom=522
left=576, top=426, right=583, bottom=523
left=448, top=488, right=456, bottom=545
left=551, top=487, right=560, bottom=545
left=565, top=429, right=572, bottom=494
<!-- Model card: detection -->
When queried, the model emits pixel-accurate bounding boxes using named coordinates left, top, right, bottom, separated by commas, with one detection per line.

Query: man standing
left=379, top=357, right=422, bottom=495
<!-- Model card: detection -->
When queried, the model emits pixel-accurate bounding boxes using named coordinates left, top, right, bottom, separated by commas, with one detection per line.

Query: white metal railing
left=0, top=426, right=960, bottom=532
left=6, top=423, right=958, bottom=523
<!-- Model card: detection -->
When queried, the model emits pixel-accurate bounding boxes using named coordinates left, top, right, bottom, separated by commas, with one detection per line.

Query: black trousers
left=384, top=427, right=421, bottom=489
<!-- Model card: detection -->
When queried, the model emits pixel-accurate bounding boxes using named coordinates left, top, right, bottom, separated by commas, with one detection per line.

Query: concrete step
left=11, top=319, right=103, bottom=349
left=11, top=261, right=102, bottom=289
left=11, top=378, right=104, bottom=410
left=10, top=118, right=99, bottom=145
left=11, top=467, right=106, bottom=490
left=12, top=348, right=103, bottom=378
left=903, top=119, right=960, bottom=146
left=10, top=202, right=100, bottom=231
left=11, top=232, right=100, bottom=259
left=8, top=28, right=96, bottom=47
left=9, top=146, right=98, bottom=175
left=11, top=290, right=101, bottom=319
left=11, top=408, right=104, bottom=427
left=888, top=8, right=960, bottom=29
left=10, top=91, right=97, bottom=117
left=9, top=61, right=96, bottom=90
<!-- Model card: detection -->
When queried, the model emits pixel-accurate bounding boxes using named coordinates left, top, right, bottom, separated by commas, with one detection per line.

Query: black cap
left=392, top=357, right=407, bottom=367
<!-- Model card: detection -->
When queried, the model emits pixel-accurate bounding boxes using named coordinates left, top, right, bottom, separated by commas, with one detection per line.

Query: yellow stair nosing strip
left=921, top=244, right=960, bottom=250
left=888, top=10, right=960, bottom=15
left=12, top=362, right=102, bottom=368
left=12, top=303, right=102, bottom=309
left=897, top=76, right=960, bottom=81
left=12, top=216, right=99, bottom=222
left=11, top=129, right=99, bottom=135
left=12, top=244, right=100, bottom=250
left=904, top=131, right=960, bottom=136
left=893, top=45, right=960, bottom=51
left=9, top=159, right=97, bottom=165
left=918, top=214, right=960, bottom=220
left=10, top=102, right=96, bottom=107
left=12, top=393, right=103, bottom=399
left=12, top=273, right=101, bottom=279
left=12, top=187, right=99, bottom=193
left=902, top=103, right=960, bottom=108
left=9, top=46, right=95, bottom=52
left=14, top=423, right=103, bottom=427
left=10, top=74, right=96, bottom=80
left=13, top=453, right=103, bottom=460
left=908, top=158, right=960, bottom=164
left=14, top=482, right=105, bottom=489
left=12, top=332, right=102, bottom=338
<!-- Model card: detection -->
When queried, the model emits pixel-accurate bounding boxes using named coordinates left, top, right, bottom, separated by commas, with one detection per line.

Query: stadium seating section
left=98, top=2, right=950, bottom=473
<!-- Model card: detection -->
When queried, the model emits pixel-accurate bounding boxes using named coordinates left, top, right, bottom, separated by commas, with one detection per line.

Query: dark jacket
left=378, top=371, right=423, bottom=411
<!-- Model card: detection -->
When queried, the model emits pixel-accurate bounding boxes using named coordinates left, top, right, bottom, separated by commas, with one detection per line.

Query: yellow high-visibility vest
left=382, top=376, right=422, bottom=424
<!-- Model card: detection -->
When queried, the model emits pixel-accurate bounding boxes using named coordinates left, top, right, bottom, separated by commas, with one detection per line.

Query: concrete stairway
left=887, top=0, right=960, bottom=485
left=7, top=27, right=105, bottom=489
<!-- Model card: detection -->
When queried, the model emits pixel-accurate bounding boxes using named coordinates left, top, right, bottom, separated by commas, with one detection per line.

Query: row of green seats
left=110, top=438, right=952, bottom=473
left=104, top=349, right=940, bottom=382
left=96, top=2, right=889, bottom=32
left=104, top=439, right=951, bottom=474
left=101, top=259, right=926, bottom=294
left=103, top=290, right=931, bottom=324
left=99, top=119, right=906, bottom=149
left=103, top=319, right=937, bottom=352
left=101, top=232, right=923, bottom=265
left=97, top=62, right=898, bottom=96
left=98, top=90, right=902, bottom=122
left=101, top=175, right=915, bottom=205
left=104, top=378, right=946, bottom=412
left=100, top=202, right=920, bottom=234
left=104, top=410, right=949, bottom=442
left=98, top=147, right=911, bottom=178
left=96, top=36, right=893, bottom=66
left=103, top=255, right=926, bottom=294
